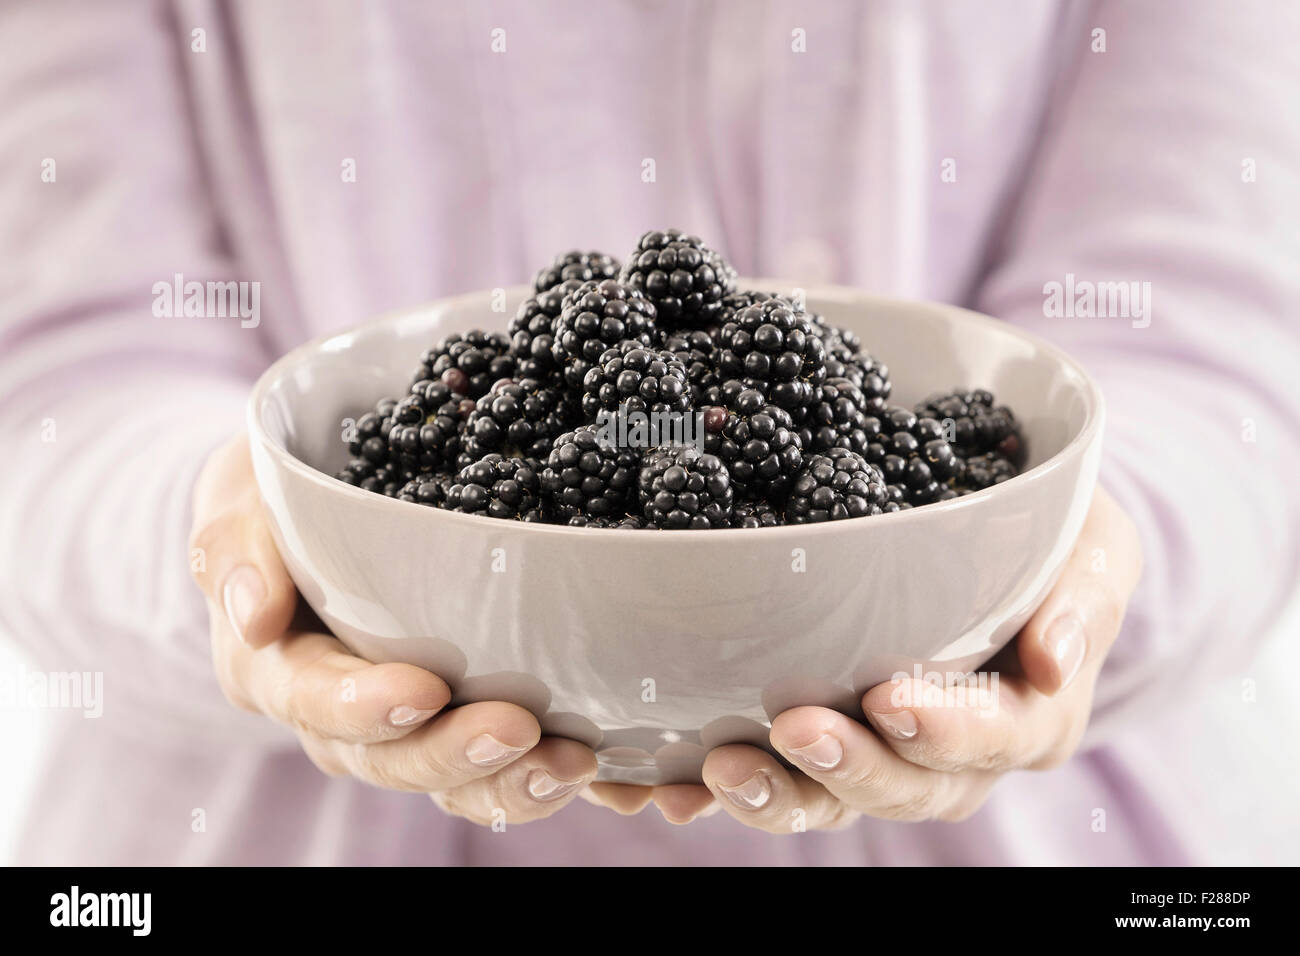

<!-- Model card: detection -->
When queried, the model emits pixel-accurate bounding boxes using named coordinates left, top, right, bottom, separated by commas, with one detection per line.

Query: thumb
left=190, top=434, right=298, bottom=648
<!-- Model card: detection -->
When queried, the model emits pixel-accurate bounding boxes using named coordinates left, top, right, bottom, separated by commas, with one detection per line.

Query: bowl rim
left=247, top=281, right=1105, bottom=541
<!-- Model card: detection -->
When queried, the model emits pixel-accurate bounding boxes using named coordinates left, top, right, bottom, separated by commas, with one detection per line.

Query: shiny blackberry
left=719, top=289, right=776, bottom=318
left=386, top=379, right=473, bottom=474
left=639, top=445, right=734, bottom=529
left=540, top=426, right=641, bottom=521
left=582, top=346, right=691, bottom=418
left=800, top=378, right=879, bottom=455
left=863, top=406, right=964, bottom=506
left=336, top=457, right=407, bottom=497
left=664, top=328, right=721, bottom=406
left=446, top=454, right=541, bottom=520
left=704, top=387, right=804, bottom=499
left=730, top=498, right=783, bottom=529
left=619, top=229, right=736, bottom=328
left=396, top=474, right=452, bottom=508
left=913, top=389, right=1023, bottom=463
left=345, top=396, right=399, bottom=461
left=958, top=452, right=1019, bottom=491
left=716, top=296, right=826, bottom=412
left=882, top=483, right=914, bottom=513
left=551, top=279, right=657, bottom=390
left=508, top=281, right=580, bottom=380
left=807, top=315, right=890, bottom=410
left=459, top=378, right=568, bottom=465
left=533, top=250, right=620, bottom=294
left=412, top=330, right=515, bottom=399
left=335, top=396, right=410, bottom=491
left=566, top=513, right=648, bottom=529
left=784, top=448, right=889, bottom=523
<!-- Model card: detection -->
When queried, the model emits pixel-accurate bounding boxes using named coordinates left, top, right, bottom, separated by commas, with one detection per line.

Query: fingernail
left=527, top=769, right=586, bottom=802
left=787, top=734, right=844, bottom=770
left=871, top=709, right=918, bottom=739
left=222, top=565, right=266, bottom=645
left=465, top=733, right=529, bottom=767
left=717, top=771, right=771, bottom=810
left=387, top=705, right=438, bottom=727
left=1043, top=614, right=1087, bottom=690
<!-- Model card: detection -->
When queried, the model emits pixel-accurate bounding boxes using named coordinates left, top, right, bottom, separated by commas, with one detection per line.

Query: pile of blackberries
left=334, top=229, right=1025, bottom=528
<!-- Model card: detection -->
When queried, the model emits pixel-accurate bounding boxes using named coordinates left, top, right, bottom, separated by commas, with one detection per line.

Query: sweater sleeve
left=971, top=0, right=1300, bottom=742
left=0, top=0, right=288, bottom=744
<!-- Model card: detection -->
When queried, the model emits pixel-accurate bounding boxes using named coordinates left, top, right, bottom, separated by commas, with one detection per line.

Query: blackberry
left=664, top=328, right=721, bottom=406
left=730, top=497, right=783, bottom=529
left=785, top=449, right=889, bottom=523
left=540, top=426, right=641, bottom=521
left=800, top=378, right=878, bottom=455
left=459, top=378, right=568, bottom=465
left=551, top=279, right=657, bottom=391
left=716, top=296, right=826, bottom=412
left=913, top=389, right=1023, bottom=463
left=446, top=454, right=541, bottom=520
left=581, top=345, right=691, bottom=418
left=958, top=452, right=1019, bottom=491
left=335, top=396, right=411, bottom=493
left=882, top=483, right=914, bottom=513
left=719, top=289, right=776, bottom=319
left=863, top=406, right=964, bottom=506
left=336, top=457, right=407, bottom=497
left=567, top=513, right=648, bottom=529
left=386, top=379, right=473, bottom=474
left=396, top=474, right=452, bottom=508
left=508, top=281, right=579, bottom=380
left=619, top=229, right=736, bottom=328
left=806, top=315, right=890, bottom=412
left=533, top=250, right=620, bottom=294
left=345, top=396, right=399, bottom=461
left=638, top=445, right=734, bottom=529
left=412, top=330, right=515, bottom=399
left=704, top=387, right=804, bottom=499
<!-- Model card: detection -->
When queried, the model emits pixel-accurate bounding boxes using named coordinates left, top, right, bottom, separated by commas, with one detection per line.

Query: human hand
left=189, top=435, right=597, bottom=824
left=588, top=486, right=1141, bottom=829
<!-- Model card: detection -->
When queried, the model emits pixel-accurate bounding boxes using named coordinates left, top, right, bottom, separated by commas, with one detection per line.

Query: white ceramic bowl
left=248, top=283, right=1103, bottom=785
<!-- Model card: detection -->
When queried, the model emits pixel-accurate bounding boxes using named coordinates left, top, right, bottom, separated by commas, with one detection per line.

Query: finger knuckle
left=213, top=673, right=257, bottom=713
left=972, top=737, right=1020, bottom=773
left=346, top=743, right=410, bottom=791
left=1034, top=712, right=1088, bottom=770
left=881, top=787, right=945, bottom=821
left=300, top=738, right=347, bottom=778
left=840, top=758, right=894, bottom=797
left=402, top=744, right=459, bottom=787
left=278, top=667, right=321, bottom=736
left=209, top=643, right=256, bottom=713
left=936, top=790, right=985, bottom=823
left=819, top=801, right=861, bottom=831
left=431, top=789, right=496, bottom=827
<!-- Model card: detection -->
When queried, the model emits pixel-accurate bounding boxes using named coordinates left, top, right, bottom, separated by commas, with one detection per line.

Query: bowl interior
left=258, top=283, right=1093, bottom=480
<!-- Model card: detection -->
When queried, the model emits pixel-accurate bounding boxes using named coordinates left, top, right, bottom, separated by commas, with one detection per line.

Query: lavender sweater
left=2, top=0, right=1298, bottom=865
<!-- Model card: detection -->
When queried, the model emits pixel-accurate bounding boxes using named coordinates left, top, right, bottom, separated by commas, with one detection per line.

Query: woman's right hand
left=188, top=435, right=597, bottom=825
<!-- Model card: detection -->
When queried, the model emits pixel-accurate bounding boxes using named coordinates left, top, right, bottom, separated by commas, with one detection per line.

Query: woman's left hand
left=584, top=486, right=1142, bottom=829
